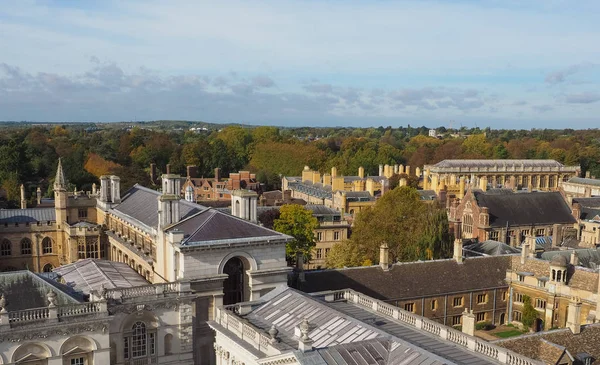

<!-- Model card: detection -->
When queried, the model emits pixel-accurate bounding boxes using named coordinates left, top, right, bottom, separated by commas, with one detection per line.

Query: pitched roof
left=298, top=256, right=511, bottom=300
left=0, top=271, right=80, bottom=311
left=567, top=177, right=600, bottom=187
left=113, top=184, right=205, bottom=228
left=473, top=191, right=576, bottom=227
left=0, top=208, right=56, bottom=223
left=464, top=240, right=521, bottom=257
left=53, top=259, right=149, bottom=295
left=171, top=209, right=290, bottom=246
left=540, top=248, right=600, bottom=270
left=431, top=159, right=567, bottom=169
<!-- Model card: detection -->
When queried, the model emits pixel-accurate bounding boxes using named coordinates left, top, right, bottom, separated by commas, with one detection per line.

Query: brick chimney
left=186, top=165, right=198, bottom=178
left=214, top=168, right=221, bottom=182
left=567, top=297, right=582, bottom=334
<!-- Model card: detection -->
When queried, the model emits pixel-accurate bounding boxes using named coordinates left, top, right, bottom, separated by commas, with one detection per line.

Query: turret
left=231, top=190, right=258, bottom=223
left=110, top=176, right=121, bottom=204
left=53, top=158, right=67, bottom=193
left=53, top=158, right=68, bottom=225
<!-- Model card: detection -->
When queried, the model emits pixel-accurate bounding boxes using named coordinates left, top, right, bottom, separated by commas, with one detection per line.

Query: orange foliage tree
left=84, top=153, right=121, bottom=177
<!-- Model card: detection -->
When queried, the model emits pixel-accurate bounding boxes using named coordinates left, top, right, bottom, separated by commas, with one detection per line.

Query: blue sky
left=1, top=0, right=599, bottom=128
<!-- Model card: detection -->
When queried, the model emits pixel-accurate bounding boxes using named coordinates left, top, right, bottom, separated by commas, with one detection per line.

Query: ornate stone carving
left=0, top=321, right=109, bottom=342
left=47, top=290, right=58, bottom=307
left=0, top=294, right=7, bottom=313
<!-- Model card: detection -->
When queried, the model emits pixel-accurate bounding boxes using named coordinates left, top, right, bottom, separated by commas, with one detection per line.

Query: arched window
left=552, top=269, right=556, bottom=281
left=20, top=238, right=32, bottom=255
left=42, top=237, right=53, bottom=254
left=125, top=322, right=156, bottom=360
left=43, top=264, right=53, bottom=273
left=1, top=239, right=12, bottom=256
left=164, top=333, right=173, bottom=355
left=557, top=270, right=562, bottom=282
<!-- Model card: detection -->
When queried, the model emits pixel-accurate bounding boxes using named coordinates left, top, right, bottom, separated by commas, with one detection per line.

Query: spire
left=54, top=158, right=66, bottom=191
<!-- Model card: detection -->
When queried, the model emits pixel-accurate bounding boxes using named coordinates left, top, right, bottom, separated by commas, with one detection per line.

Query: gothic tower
left=54, top=158, right=68, bottom=227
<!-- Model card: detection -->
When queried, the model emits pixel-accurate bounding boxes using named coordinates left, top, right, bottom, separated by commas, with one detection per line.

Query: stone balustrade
left=105, top=281, right=190, bottom=303
left=319, top=289, right=544, bottom=365
left=215, top=307, right=278, bottom=357
left=0, top=301, right=108, bottom=329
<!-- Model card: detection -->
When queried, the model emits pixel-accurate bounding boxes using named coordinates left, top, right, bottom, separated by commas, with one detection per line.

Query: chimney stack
left=378, top=164, right=384, bottom=177
left=214, top=167, right=221, bottom=182
left=453, top=238, right=464, bottom=264
left=567, top=297, right=582, bottom=334
left=150, top=163, right=157, bottom=183
left=358, top=166, right=365, bottom=179
left=166, top=164, right=171, bottom=175
left=186, top=165, right=198, bottom=178
left=461, top=309, right=476, bottom=335
left=380, top=243, right=390, bottom=271
left=20, top=184, right=26, bottom=209
left=521, top=239, right=530, bottom=264
left=570, top=251, right=579, bottom=266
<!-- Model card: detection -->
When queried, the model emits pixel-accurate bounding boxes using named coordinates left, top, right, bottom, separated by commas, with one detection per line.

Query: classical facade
left=561, top=176, right=600, bottom=201
left=210, top=286, right=539, bottom=365
left=0, top=267, right=194, bottom=365
left=304, top=205, right=350, bottom=269
left=0, top=159, right=294, bottom=364
left=423, top=159, right=580, bottom=195
left=571, top=197, right=600, bottom=247
left=448, top=188, right=577, bottom=245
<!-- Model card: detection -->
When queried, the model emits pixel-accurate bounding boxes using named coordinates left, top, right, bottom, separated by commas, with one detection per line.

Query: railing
left=319, top=289, right=543, bottom=365
left=215, top=307, right=275, bottom=356
left=59, top=302, right=103, bottom=318
left=105, top=281, right=188, bottom=302
left=9, top=307, right=49, bottom=323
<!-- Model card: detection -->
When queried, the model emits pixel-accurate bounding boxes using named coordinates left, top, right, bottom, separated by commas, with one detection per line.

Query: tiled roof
left=567, top=177, right=600, bottom=187
left=0, top=208, right=56, bottom=223
left=473, top=191, right=576, bottom=227
left=113, top=184, right=205, bottom=228
left=171, top=209, right=290, bottom=245
left=495, top=324, right=600, bottom=365
left=540, top=248, right=600, bottom=270
left=53, top=259, right=149, bottom=295
left=509, top=256, right=598, bottom=293
left=304, top=204, right=340, bottom=216
left=298, top=256, right=511, bottom=300
left=0, top=271, right=80, bottom=311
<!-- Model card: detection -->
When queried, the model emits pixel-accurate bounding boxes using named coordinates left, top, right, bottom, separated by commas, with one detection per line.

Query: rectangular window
left=452, top=315, right=461, bottom=325
left=150, top=332, right=156, bottom=356
left=317, top=232, right=323, bottom=241
left=78, top=208, right=87, bottom=220
left=522, top=229, right=530, bottom=236
left=535, top=298, right=546, bottom=309
left=453, top=297, right=463, bottom=307
left=502, top=291, right=507, bottom=301
left=404, top=303, right=415, bottom=312
left=325, top=248, right=330, bottom=258
left=513, top=311, right=523, bottom=322
left=489, top=231, right=499, bottom=240
left=70, top=358, right=85, bottom=365
left=477, top=294, right=487, bottom=304
left=124, top=337, right=129, bottom=359
left=476, top=312, right=485, bottom=322
left=316, top=249, right=322, bottom=259
left=431, top=299, right=437, bottom=311
left=538, top=280, right=546, bottom=288
left=536, top=228, right=545, bottom=236
left=517, top=274, right=525, bottom=282
left=334, top=231, right=340, bottom=240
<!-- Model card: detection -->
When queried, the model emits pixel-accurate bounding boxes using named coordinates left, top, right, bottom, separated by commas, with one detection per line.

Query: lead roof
left=0, top=208, right=56, bottom=223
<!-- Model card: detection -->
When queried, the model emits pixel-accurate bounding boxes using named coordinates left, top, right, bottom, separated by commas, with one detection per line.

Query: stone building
left=0, top=265, right=194, bottom=365
left=210, top=286, right=539, bottom=365
left=0, top=160, right=294, bottom=364
left=423, top=159, right=580, bottom=195
left=570, top=197, right=600, bottom=247
left=448, top=188, right=577, bottom=244
left=505, top=241, right=600, bottom=332
left=561, top=176, right=600, bottom=201
left=294, top=245, right=513, bottom=327
left=181, top=166, right=259, bottom=203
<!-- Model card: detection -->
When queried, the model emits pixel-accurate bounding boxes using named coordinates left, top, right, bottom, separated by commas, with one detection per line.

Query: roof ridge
left=180, top=209, right=218, bottom=244
left=213, top=209, right=287, bottom=237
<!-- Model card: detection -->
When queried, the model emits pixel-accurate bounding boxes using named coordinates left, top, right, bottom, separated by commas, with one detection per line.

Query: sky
left=1, top=0, right=600, bottom=128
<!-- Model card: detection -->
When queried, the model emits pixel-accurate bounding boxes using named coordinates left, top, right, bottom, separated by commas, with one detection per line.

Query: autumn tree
left=84, top=153, right=121, bottom=177
left=273, top=204, right=319, bottom=264
left=326, top=186, right=451, bottom=268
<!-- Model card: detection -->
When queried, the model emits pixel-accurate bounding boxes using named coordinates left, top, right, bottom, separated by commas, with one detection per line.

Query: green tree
left=326, top=186, right=451, bottom=268
left=273, top=205, right=319, bottom=264
left=522, top=295, right=538, bottom=330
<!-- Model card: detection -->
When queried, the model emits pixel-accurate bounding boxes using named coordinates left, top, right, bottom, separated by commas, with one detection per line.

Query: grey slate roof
left=53, top=259, right=149, bottom=295
left=0, top=208, right=56, bottom=223
left=297, top=256, right=510, bottom=301
left=540, top=248, right=600, bottom=269
left=304, top=204, right=340, bottom=216
left=418, top=190, right=437, bottom=201
left=572, top=197, right=600, bottom=220
left=473, top=191, right=576, bottom=227
left=0, top=271, right=80, bottom=311
left=567, top=177, right=600, bottom=187
left=463, top=241, right=521, bottom=257
left=171, top=209, right=289, bottom=245
left=113, top=184, right=205, bottom=228
left=432, top=159, right=566, bottom=169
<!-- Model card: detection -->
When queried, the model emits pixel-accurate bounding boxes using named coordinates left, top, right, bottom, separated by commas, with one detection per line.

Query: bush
left=475, top=321, right=494, bottom=331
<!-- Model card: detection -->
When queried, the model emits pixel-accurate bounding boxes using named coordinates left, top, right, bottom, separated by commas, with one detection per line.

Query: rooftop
left=0, top=271, right=80, bottom=311
left=566, top=177, right=600, bottom=187
left=53, top=259, right=150, bottom=295
left=463, top=241, right=521, bottom=257
left=429, top=159, right=574, bottom=170
left=0, top=207, right=55, bottom=223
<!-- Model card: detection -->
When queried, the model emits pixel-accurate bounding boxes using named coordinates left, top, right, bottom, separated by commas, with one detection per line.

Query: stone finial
left=298, top=317, right=314, bottom=352
left=268, top=324, right=279, bottom=343
left=47, top=290, right=58, bottom=307
left=299, top=317, right=310, bottom=340
left=0, top=294, right=6, bottom=313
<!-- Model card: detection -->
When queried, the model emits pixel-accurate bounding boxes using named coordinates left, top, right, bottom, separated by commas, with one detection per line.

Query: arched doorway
left=535, top=318, right=544, bottom=332
left=42, top=264, right=54, bottom=273
left=223, top=257, right=244, bottom=305
left=499, top=313, right=505, bottom=325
